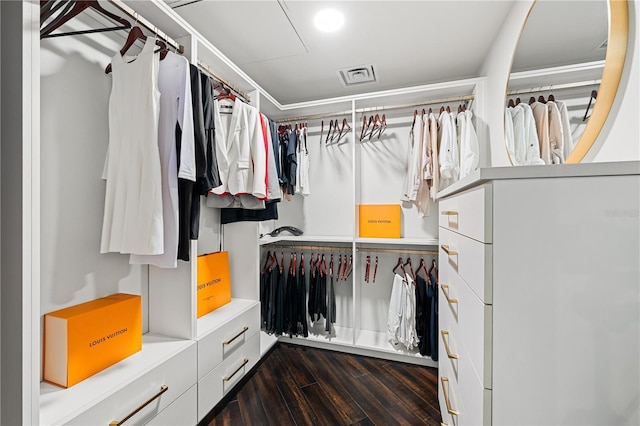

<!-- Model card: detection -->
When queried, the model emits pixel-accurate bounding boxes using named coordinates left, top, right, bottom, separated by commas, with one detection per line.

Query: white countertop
left=437, top=161, right=640, bottom=198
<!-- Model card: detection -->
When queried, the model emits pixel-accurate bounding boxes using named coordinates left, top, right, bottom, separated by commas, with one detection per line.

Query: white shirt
left=458, top=110, right=479, bottom=179
left=438, top=111, right=458, bottom=187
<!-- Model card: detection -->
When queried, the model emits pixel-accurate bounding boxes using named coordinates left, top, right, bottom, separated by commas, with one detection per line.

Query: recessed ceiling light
left=314, top=9, right=344, bottom=33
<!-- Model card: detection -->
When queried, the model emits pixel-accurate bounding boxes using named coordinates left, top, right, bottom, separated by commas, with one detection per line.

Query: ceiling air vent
left=337, top=65, right=377, bottom=87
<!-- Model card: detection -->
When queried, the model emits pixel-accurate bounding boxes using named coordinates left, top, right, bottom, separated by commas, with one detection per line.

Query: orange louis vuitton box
left=197, top=251, right=232, bottom=318
left=359, top=204, right=401, bottom=238
left=43, top=293, right=142, bottom=388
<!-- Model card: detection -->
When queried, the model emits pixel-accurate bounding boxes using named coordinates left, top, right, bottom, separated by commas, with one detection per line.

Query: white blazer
left=211, top=99, right=267, bottom=199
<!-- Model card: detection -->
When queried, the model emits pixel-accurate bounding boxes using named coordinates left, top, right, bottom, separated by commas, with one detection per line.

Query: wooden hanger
left=538, top=95, right=546, bottom=103
left=261, top=251, right=271, bottom=275
left=404, top=257, right=415, bottom=281
left=529, top=96, right=536, bottom=105
left=583, top=90, right=598, bottom=121
left=372, top=256, right=378, bottom=283
left=508, top=99, right=515, bottom=108
left=105, top=26, right=168, bottom=74
left=547, top=94, right=555, bottom=102
left=364, top=255, right=371, bottom=283
left=392, top=257, right=407, bottom=279
left=515, top=97, right=521, bottom=105
left=439, top=106, right=445, bottom=114
left=215, top=86, right=236, bottom=102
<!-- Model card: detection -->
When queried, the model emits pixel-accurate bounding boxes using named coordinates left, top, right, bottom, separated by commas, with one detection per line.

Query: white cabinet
left=438, top=164, right=640, bottom=425
left=195, top=300, right=260, bottom=422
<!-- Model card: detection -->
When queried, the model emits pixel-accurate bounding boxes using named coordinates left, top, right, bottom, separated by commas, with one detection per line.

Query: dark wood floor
left=201, top=343, right=441, bottom=426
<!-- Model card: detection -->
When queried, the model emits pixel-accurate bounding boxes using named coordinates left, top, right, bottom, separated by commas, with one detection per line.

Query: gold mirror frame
left=506, top=0, right=629, bottom=164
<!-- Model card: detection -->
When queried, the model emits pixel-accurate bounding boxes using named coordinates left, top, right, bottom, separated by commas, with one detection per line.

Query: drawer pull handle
left=441, top=245, right=458, bottom=256
left=223, top=326, right=249, bottom=345
left=109, top=385, right=168, bottom=426
left=441, top=330, right=459, bottom=359
left=441, top=210, right=458, bottom=216
left=224, top=358, right=249, bottom=382
left=440, top=377, right=459, bottom=416
left=440, top=284, right=458, bottom=304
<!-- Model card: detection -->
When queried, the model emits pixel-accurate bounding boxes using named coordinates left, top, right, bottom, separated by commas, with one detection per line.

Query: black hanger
left=41, top=0, right=131, bottom=39
left=583, top=90, right=598, bottom=121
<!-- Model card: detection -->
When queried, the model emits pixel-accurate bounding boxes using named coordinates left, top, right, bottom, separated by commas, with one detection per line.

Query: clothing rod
left=275, top=94, right=475, bottom=123
left=261, top=244, right=438, bottom=256
left=261, top=244, right=351, bottom=252
left=197, top=60, right=251, bottom=103
left=506, top=79, right=601, bottom=96
left=108, top=0, right=184, bottom=54
left=356, top=248, right=439, bottom=255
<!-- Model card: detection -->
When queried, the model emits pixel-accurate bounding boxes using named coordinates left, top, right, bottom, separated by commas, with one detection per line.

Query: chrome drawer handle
left=223, top=358, right=249, bottom=382
left=441, top=330, right=459, bottom=360
left=441, top=245, right=458, bottom=256
left=440, top=377, right=459, bottom=416
left=223, top=326, right=249, bottom=345
left=109, top=385, right=168, bottom=425
left=440, top=284, right=458, bottom=304
left=441, top=210, right=458, bottom=216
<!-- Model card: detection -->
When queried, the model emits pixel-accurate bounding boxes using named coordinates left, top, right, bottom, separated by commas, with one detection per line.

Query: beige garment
left=416, top=114, right=432, bottom=217
left=531, top=102, right=551, bottom=164
left=547, top=101, right=564, bottom=164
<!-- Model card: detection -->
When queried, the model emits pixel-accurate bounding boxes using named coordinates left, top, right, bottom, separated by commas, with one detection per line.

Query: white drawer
left=458, top=344, right=492, bottom=426
left=439, top=361, right=463, bottom=426
left=439, top=184, right=492, bottom=243
left=458, top=278, right=492, bottom=389
left=440, top=227, right=492, bottom=304
left=146, top=384, right=197, bottom=426
left=197, top=332, right=260, bottom=421
left=198, top=303, right=260, bottom=379
left=64, top=342, right=197, bottom=426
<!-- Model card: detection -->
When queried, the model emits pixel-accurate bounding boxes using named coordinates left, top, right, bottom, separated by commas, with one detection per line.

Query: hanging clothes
left=546, top=101, right=565, bottom=164
left=514, top=103, right=544, bottom=166
left=296, top=126, right=311, bottom=196
left=130, top=51, right=195, bottom=268
left=208, top=99, right=267, bottom=203
left=101, top=38, right=163, bottom=255
left=200, top=73, right=222, bottom=191
left=428, top=264, right=439, bottom=362
left=556, top=100, right=574, bottom=160
left=458, top=109, right=479, bottom=180
left=438, top=110, right=458, bottom=188
left=295, top=260, right=309, bottom=337
left=505, top=107, right=517, bottom=164
left=325, top=268, right=336, bottom=333
left=280, top=128, right=298, bottom=199
left=428, top=112, right=440, bottom=201
left=415, top=273, right=433, bottom=357
left=401, top=115, right=423, bottom=205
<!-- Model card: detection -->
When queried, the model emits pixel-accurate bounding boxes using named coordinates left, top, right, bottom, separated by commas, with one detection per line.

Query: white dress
left=101, top=38, right=163, bottom=255
left=130, top=52, right=195, bottom=268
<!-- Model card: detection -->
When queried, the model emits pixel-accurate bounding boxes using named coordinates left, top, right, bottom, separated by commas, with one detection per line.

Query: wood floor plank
left=349, top=417, right=375, bottom=426
left=209, top=400, right=242, bottom=426
left=253, top=365, right=296, bottom=425
left=298, top=348, right=368, bottom=423
left=269, top=349, right=319, bottom=425
left=357, top=371, right=429, bottom=425
left=278, top=343, right=318, bottom=388
left=301, top=382, right=354, bottom=426
left=235, top=376, right=269, bottom=426
left=358, top=357, right=442, bottom=424
left=382, top=362, right=440, bottom=413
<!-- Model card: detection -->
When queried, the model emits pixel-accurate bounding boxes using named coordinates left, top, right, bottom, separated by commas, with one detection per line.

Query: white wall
left=480, top=0, right=640, bottom=165
left=587, top=0, right=640, bottom=162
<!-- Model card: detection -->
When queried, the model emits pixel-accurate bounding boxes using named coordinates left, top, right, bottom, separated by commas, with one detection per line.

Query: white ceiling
left=163, top=0, right=607, bottom=105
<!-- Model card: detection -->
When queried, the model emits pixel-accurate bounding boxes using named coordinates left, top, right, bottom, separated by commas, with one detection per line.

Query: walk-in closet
left=1, top=1, right=639, bottom=425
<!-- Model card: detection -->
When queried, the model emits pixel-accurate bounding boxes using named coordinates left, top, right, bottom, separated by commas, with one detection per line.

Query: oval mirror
left=505, top=0, right=628, bottom=165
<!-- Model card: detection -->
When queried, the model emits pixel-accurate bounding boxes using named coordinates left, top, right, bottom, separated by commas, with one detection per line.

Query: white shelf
left=258, top=235, right=353, bottom=246
left=356, top=238, right=439, bottom=246
left=277, top=324, right=354, bottom=348
left=40, top=335, right=195, bottom=426
left=355, top=329, right=438, bottom=367
left=196, top=299, right=258, bottom=340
